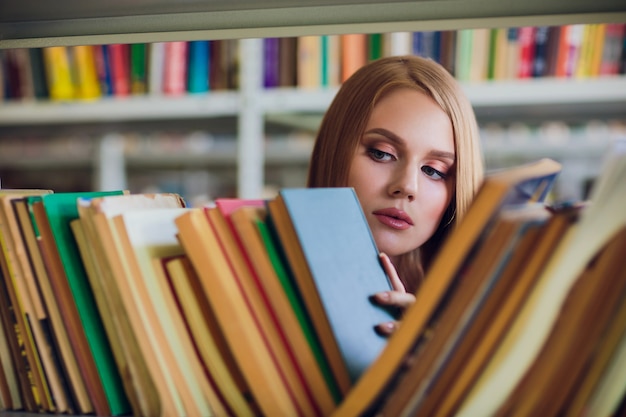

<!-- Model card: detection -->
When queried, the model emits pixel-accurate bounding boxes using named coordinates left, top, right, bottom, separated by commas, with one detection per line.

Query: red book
left=517, top=27, right=536, bottom=78
left=600, top=23, right=626, bottom=75
left=107, top=44, right=130, bottom=96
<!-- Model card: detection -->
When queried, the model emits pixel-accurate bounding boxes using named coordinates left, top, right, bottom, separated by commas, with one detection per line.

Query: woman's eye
left=422, top=165, right=446, bottom=180
left=367, top=148, right=394, bottom=162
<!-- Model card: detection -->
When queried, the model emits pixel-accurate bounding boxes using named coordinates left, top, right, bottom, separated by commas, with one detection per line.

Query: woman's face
left=348, top=88, right=455, bottom=263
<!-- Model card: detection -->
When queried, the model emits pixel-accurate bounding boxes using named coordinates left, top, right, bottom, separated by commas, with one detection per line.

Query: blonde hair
left=307, top=55, right=484, bottom=292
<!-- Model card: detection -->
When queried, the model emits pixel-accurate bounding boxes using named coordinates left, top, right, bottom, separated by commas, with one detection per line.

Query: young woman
left=307, top=55, right=484, bottom=335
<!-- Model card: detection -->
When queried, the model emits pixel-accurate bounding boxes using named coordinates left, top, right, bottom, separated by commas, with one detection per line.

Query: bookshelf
left=1, top=69, right=625, bottom=200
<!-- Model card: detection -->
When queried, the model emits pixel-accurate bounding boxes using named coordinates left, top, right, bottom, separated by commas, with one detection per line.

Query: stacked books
left=0, top=146, right=624, bottom=417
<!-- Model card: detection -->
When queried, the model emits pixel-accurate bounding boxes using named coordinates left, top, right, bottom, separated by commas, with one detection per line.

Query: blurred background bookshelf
left=1, top=23, right=625, bottom=205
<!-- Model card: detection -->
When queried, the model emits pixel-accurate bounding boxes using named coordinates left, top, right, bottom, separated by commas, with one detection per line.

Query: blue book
left=187, top=40, right=210, bottom=93
left=267, top=187, right=394, bottom=396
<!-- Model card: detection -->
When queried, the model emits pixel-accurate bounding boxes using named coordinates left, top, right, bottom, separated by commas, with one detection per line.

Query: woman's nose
left=389, top=164, right=418, bottom=201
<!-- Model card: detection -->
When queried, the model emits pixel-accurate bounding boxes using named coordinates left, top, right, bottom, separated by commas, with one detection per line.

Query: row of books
left=0, top=142, right=625, bottom=416
left=0, top=185, right=394, bottom=416
left=0, top=40, right=240, bottom=102
left=1, top=23, right=625, bottom=102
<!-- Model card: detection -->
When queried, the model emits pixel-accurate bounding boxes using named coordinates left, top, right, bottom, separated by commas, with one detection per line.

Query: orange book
left=340, top=34, right=367, bottom=82
left=205, top=203, right=317, bottom=416
left=162, top=255, right=258, bottom=417
left=229, top=205, right=338, bottom=415
left=175, top=209, right=299, bottom=416
left=554, top=25, right=571, bottom=77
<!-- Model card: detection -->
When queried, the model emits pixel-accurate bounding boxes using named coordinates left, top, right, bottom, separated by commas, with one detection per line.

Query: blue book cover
left=267, top=187, right=394, bottom=393
left=187, top=40, right=210, bottom=93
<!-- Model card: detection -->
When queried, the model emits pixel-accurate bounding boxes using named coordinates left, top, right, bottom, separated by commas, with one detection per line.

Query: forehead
left=366, top=88, right=455, bottom=153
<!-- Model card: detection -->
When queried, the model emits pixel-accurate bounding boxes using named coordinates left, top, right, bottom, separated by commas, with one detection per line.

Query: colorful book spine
left=340, top=34, right=367, bottom=82
left=163, top=42, right=188, bottom=95
left=264, top=38, right=280, bottom=88
left=92, top=45, right=113, bottom=96
left=517, top=26, right=537, bottom=78
left=29, top=48, right=49, bottom=99
left=107, top=44, right=131, bottom=96
left=42, top=47, right=75, bottom=101
left=454, top=29, right=473, bottom=81
left=297, top=36, right=322, bottom=89
left=72, top=46, right=101, bottom=100
left=130, top=43, right=148, bottom=94
left=187, top=40, right=210, bottom=93
left=531, top=26, right=550, bottom=77
left=600, top=23, right=626, bottom=75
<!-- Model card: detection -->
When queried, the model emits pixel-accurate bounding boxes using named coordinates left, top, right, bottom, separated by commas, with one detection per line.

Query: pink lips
left=373, top=208, right=414, bottom=230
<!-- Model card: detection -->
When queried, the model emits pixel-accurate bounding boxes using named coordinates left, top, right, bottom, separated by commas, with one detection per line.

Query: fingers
left=375, top=321, right=399, bottom=337
left=374, top=253, right=416, bottom=337
left=379, top=252, right=406, bottom=293
left=372, top=290, right=416, bottom=310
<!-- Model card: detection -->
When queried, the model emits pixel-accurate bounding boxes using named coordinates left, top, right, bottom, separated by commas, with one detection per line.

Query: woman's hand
left=373, top=253, right=416, bottom=337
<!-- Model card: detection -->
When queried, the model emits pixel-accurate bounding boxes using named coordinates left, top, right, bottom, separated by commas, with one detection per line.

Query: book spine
left=340, top=34, right=367, bottom=82
left=454, top=29, right=473, bottom=81
left=264, top=38, right=280, bottom=88
left=278, top=37, right=298, bottom=87
left=107, top=44, right=131, bottom=96
left=148, top=42, right=165, bottom=95
left=297, top=36, right=321, bottom=89
left=517, top=26, right=536, bottom=78
left=187, top=40, right=210, bottom=93
left=42, top=47, right=75, bottom=101
left=599, top=23, right=626, bottom=75
left=531, top=26, right=550, bottom=77
left=130, top=43, right=148, bottom=94
left=565, top=24, right=585, bottom=77
left=163, top=42, right=189, bottom=95
left=93, top=45, right=113, bottom=96
left=72, top=45, right=101, bottom=100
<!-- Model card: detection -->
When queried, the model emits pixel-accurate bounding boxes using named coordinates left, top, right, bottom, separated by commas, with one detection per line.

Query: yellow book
left=72, top=46, right=101, bottom=100
left=43, top=47, right=75, bottom=100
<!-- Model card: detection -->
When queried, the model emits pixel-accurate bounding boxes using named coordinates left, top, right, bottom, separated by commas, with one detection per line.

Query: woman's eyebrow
left=364, top=128, right=404, bottom=145
left=428, top=150, right=456, bottom=162
left=364, top=128, right=455, bottom=162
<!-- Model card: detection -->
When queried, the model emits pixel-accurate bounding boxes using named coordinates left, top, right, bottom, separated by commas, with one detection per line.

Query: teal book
left=39, top=191, right=130, bottom=415
left=267, top=187, right=394, bottom=395
left=188, top=40, right=210, bottom=93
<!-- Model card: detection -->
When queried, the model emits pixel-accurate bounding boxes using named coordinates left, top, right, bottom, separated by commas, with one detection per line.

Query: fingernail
left=374, top=292, right=390, bottom=303
left=375, top=321, right=396, bottom=337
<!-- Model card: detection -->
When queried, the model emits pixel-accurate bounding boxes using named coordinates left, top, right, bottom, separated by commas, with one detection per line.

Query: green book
left=39, top=191, right=130, bottom=415
left=130, top=43, right=147, bottom=94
